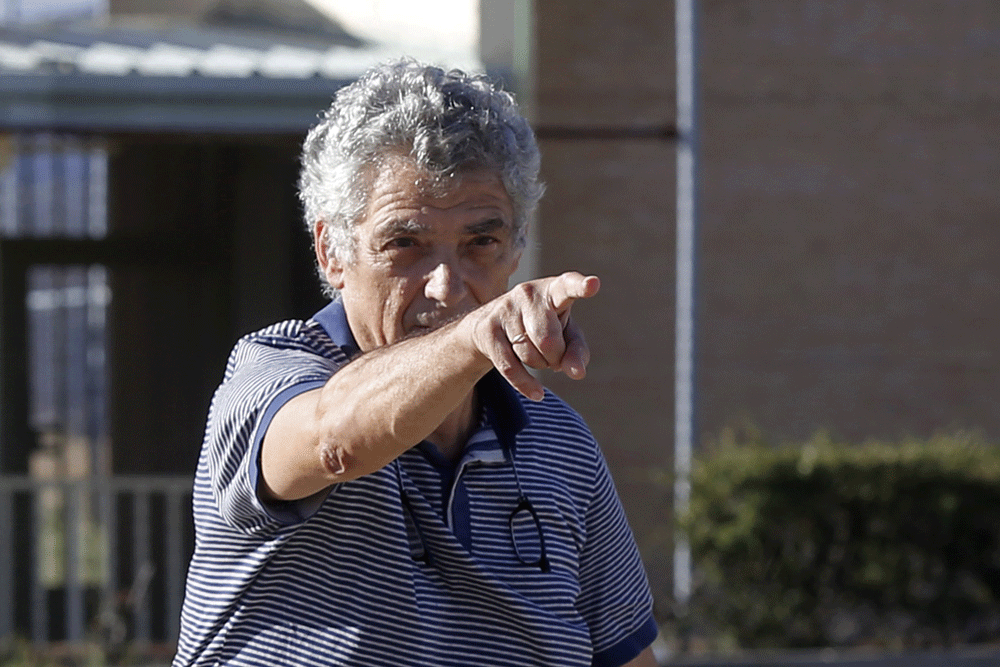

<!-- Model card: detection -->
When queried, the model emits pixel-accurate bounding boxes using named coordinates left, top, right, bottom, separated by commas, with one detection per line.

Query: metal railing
left=0, top=474, right=192, bottom=648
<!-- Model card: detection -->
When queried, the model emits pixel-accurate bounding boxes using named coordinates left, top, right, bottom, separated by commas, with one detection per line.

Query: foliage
left=680, top=431, right=1000, bottom=651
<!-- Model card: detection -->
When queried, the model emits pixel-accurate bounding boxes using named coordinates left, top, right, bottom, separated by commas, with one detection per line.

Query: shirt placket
left=444, top=437, right=507, bottom=552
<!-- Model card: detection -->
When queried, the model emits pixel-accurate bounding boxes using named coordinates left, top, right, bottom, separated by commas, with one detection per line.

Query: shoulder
left=213, top=316, right=354, bottom=398
left=224, top=317, right=348, bottom=378
left=196, top=318, right=348, bottom=533
left=515, top=389, right=603, bottom=480
left=207, top=317, right=348, bottom=446
left=519, top=389, right=596, bottom=447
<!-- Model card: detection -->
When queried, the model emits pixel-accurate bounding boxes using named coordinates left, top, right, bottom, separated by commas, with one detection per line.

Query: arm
left=260, top=272, right=600, bottom=501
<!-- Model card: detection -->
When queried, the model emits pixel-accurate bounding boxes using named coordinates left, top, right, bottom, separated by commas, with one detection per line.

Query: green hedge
left=680, top=431, right=1000, bottom=651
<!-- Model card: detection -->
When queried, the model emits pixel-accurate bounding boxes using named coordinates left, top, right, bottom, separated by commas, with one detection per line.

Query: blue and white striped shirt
left=174, top=301, right=656, bottom=667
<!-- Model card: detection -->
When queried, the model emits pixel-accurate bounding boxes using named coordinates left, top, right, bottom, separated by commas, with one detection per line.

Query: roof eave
left=0, top=72, right=351, bottom=134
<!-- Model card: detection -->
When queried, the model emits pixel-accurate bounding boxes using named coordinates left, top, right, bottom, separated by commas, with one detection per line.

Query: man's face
left=317, top=157, right=521, bottom=352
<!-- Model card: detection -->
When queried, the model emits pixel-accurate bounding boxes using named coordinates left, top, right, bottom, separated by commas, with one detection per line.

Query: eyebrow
left=375, top=219, right=428, bottom=238
left=375, top=217, right=508, bottom=238
left=465, top=217, right=507, bottom=235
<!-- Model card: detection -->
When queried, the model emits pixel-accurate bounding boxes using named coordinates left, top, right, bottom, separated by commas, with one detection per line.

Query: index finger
left=547, top=272, right=601, bottom=314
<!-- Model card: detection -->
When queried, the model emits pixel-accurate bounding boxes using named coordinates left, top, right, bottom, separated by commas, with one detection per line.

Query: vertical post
left=100, top=482, right=116, bottom=630
left=30, top=488, right=46, bottom=644
left=0, top=244, right=31, bottom=474
left=0, top=486, right=11, bottom=639
left=0, top=247, right=34, bottom=638
left=0, top=134, right=19, bottom=235
left=133, top=492, right=151, bottom=642
left=66, top=481, right=84, bottom=642
left=480, top=0, right=540, bottom=285
left=1, top=135, right=35, bottom=633
left=166, top=488, right=183, bottom=642
left=674, top=0, right=700, bottom=608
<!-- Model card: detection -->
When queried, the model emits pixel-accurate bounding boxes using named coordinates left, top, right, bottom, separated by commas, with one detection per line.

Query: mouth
left=411, top=309, right=464, bottom=332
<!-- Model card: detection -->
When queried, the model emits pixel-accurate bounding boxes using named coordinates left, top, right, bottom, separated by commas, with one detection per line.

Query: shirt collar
left=476, top=368, right=529, bottom=459
left=312, top=299, right=360, bottom=359
left=312, top=300, right=530, bottom=456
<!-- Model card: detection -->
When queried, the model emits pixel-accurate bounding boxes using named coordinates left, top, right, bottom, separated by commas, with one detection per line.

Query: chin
left=400, top=325, right=429, bottom=339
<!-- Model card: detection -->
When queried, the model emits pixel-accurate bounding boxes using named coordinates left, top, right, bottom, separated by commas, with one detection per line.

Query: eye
left=470, top=235, right=499, bottom=247
left=385, top=237, right=418, bottom=250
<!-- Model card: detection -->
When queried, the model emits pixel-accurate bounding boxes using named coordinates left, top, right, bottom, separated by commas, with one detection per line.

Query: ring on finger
left=510, top=332, right=529, bottom=345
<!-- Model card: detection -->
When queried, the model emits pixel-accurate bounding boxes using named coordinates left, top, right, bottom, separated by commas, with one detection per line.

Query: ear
left=314, top=221, right=345, bottom=289
left=510, top=245, right=523, bottom=274
left=508, top=225, right=527, bottom=275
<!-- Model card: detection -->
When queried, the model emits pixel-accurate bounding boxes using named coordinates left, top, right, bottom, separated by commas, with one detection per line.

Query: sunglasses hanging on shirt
left=395, top=458, right=550, bottom=573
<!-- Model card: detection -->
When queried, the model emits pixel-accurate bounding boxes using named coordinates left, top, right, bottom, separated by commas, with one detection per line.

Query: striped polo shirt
left=173, top=301, right=657, bottom=667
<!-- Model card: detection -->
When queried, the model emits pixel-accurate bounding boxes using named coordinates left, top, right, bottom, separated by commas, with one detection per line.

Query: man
left=174, top=58, right=658, bottom=667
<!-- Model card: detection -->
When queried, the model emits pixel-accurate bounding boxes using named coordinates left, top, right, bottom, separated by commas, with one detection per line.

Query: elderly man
left=174, top=59, right=658, bottom=667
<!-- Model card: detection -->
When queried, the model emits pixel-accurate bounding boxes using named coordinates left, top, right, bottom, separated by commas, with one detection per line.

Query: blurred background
left=0, top=0, right=998, bottom=663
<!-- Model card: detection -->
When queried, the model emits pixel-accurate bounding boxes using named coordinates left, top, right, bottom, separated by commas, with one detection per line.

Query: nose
left=424, top=260, right=468, bottom=308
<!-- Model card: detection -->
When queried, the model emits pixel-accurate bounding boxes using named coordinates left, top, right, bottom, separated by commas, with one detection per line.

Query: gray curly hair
left=299, top=58, right=544, bottom=298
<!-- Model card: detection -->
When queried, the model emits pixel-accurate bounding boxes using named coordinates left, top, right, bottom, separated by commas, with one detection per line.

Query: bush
left=681, top=431, right=1000, bottom=651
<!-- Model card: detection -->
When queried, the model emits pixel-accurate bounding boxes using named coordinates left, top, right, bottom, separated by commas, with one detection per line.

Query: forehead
left=362, top=156, right=513, bottom=222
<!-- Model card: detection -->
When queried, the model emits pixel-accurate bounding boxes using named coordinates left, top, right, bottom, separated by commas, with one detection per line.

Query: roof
left=0, top=16, right=480, bottom=135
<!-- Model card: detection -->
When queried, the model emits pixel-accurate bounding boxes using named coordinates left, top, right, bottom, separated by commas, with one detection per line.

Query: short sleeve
left=202, top=332, right=344, bottom=535
left=576, top=446, right=658, bottom=667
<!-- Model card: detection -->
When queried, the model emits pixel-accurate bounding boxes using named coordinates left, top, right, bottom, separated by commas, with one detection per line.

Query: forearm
left=261, top=272, right=598, bottom=502
left=261, top=314, right=489, bottom=500
left=317, top=316, right=489, bottom=470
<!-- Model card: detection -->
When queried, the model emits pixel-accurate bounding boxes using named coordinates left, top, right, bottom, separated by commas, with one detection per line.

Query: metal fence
left=0, top=474, right=192, bottom=648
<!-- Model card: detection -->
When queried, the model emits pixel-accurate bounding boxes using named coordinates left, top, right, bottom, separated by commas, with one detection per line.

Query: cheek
left=472, top=259, right=517, bottom=300
left=386, top=281, right=421, bottom=320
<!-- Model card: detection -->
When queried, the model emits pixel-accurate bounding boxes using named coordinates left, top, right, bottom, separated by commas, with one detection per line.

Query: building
left=2, top=0, right=999, bottom=651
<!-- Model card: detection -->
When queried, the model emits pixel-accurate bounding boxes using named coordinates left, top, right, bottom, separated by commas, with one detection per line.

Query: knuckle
left=495, top=358, right=517, bottom=375
left=534, top=332, right=564, bottom=357
left=479, top=319, right=504, bottom=346
left=518, top=347, right=545, bottom=369
left=511, top=281, right=540, bottom=303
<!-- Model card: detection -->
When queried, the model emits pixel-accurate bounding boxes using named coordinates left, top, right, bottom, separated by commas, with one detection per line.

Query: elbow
left=319, top=441, right=359, bottom=480
left=319, top=438, right=399, bottom=482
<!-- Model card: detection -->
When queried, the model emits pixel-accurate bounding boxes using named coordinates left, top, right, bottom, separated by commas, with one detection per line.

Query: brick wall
left=700, top=0, right=1000, bottom=442
left=530, top=0, right=1000, bottom=610
left=533, top=0, right=678, bottom=612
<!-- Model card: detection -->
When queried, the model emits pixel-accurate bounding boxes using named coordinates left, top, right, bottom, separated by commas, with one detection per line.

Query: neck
left=426, top=390, right=478, bottom=463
